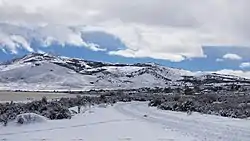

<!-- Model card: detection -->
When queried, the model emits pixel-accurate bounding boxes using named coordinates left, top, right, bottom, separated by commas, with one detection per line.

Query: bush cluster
left=149, top=94, right=250, bottom=118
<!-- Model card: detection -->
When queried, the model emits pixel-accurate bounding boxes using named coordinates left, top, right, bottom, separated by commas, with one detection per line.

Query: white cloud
left=37, top=49, right=45, bottom=54
left=0, top=33, right=33, bottom=54
left=240, top=62, right=250, bottom=69
left=0, top=0, right=250, bottom=61
left=0, top=24, right=106, bottom=54
left=222, top=53, right=242, bottom=60
left=91, top=22, right=204, bottom=62
left=216, top=58, right=224, bottom=62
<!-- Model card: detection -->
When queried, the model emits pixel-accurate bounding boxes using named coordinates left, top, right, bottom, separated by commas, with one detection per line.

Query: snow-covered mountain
left=0, top=53, right=249, bottom=91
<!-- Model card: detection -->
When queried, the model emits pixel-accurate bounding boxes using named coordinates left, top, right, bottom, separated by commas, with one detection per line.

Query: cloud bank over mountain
left=1, top=0, right=250, bottom=62
left=0, top=0, right=250, bottom=78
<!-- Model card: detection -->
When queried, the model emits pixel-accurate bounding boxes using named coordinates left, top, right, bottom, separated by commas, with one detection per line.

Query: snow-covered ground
left=1, top=102, right=249, bottom=141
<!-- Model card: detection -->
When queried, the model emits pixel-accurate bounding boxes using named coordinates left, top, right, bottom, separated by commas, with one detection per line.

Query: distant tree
left=173, top=95, right=181, bottom=101
left=163, top=87, right=172, bottom=93
left=184, top=86, right=194, bottom=95
left=41, top=96, right=48, bottom=104
left=99, top=95, right=107, bottom=103
left=175, top=87, right=182, bottom=94
left=193, top=85, right=201, bottom=93
left=230, top=84, right=241, bottom=91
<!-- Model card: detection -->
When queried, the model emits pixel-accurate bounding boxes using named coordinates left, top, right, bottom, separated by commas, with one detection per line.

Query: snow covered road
left=1, top=102, right=250, bottom=141
left=115, top=102, right=250, bottom=141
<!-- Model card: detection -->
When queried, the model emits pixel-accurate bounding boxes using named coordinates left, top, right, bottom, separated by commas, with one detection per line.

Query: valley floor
left=1, top=102, right=250, bottom=141
left=0, top=91, right=77, bottom=102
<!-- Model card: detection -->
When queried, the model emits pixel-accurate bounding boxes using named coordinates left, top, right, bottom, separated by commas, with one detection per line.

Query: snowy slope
left=1, top=102, right=249, bottom=141
left=0, top=53, right=249, bottom=91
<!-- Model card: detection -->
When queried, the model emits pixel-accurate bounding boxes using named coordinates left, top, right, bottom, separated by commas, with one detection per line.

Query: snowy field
left=0, top=91, right=77, bottom=102
left=1, top=102, right=250, bottom=141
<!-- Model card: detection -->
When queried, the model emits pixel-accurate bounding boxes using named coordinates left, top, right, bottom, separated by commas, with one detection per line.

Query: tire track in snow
left=114, top=102, right=250, bottom=141
left=0, top=119, right=135, bottom=136
left=132, top=102, right=250, bottom=138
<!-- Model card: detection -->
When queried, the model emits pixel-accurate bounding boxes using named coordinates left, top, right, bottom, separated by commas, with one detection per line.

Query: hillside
left=0, top=53, right=249, bottom=91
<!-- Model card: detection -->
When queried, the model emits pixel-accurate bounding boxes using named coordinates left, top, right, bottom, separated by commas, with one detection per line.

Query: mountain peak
left=12, top=52, right=59, bottom=64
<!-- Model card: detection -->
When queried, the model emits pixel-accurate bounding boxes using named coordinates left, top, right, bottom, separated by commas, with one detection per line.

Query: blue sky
left=1, top=0, right=250, bottom=73
left=1, top=31, right=249, bottom=71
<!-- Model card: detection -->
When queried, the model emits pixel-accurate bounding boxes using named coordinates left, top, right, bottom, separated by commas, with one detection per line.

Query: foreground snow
left=15, top=113, right=48, bottom=124
left=1, top=102, right=250, bottom=141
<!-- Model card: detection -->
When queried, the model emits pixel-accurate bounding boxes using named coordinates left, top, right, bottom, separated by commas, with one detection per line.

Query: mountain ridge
left=0, top=53, right=249, bottom=91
